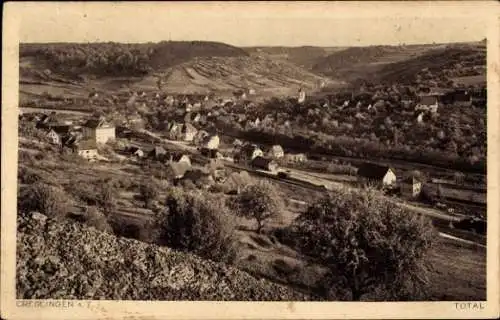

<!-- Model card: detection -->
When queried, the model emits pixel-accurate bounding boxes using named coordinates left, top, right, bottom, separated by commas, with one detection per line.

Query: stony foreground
left=16, top=212, right=310, bottom=300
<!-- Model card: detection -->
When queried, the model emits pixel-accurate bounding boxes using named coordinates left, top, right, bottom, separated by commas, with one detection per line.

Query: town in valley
left=16, top=38, right=487, bottom=301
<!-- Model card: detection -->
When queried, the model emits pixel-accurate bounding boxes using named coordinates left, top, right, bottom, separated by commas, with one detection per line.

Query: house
left=251, top=156, right=279, bottom=173
left=357, top=163, right=397, bottom=187
left=180, top=123, right=198, bottom=142
left=167, top=161, right=192, bottom=179
left=82, top=118, right=115, bottom=144
left=267, top=145, right=285, bottom=159
left=149, top=146, right=167, bottom=160
left=248, top=88, right=256, bottom=95
left=297, top=88, right=306, bottom=104
left=202, top=134, right=220, bottom=150
left=285, top=153, right=307, bottom=163
left=45, top=129, right=61, bottom=146
left=400, top=176, right=423, bottom=198
left=167, top=121, right=181, bottom=139
left=128, top=146, right=144, bottom=158
left=415, top=95, right=439, bottom=113
left=74, top=139, right=98, bottom=160
left=170, top=153, right=191, bottom=166
left=237, top=144, right=264, bottom=163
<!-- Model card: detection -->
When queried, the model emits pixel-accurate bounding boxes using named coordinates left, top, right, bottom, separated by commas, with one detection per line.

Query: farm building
left=267, top=145, right=285, bottom=159
left=415, top=95, right=439, bottom=113
left=82, top=118, right=115, bottom=144
left=400, top=176, right=423, bottom=198
left=180, top=123, right=198, bottom=142
left=74, top=139, right=98, bottom=160
left=202, top=134, right=220, bottom=150
left=251, top=156, right=279, bottom=173
left=357, top=163, right=397, bottom=187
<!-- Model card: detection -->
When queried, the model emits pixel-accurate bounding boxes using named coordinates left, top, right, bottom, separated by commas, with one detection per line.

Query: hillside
left=17, top=211, right=310, bottom=300
left=20, top=42, right=336, bottom=96
left=245, top=46, right=345, bottom=69
left=311, top=41, right=486, bottom=85
left=376, top=43, right=486, bottom=85
left=311, top=44, right=445, bottom=82
left=149, top=55, right=335, bottom=96
left=20, top=41, right=249, bottom=79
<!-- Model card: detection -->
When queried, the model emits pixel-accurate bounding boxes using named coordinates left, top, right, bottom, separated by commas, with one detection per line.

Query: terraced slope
left=16, top=212, right=310, bottom=301
left=156, top=56, right=336, bottom=96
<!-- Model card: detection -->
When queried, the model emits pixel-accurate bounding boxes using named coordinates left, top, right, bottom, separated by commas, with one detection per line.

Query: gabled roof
left=419, top=95, right=438, bottom=106
left=83, top=118, right=114, bottom=129
left=357, top=163, right=394, bottom=180
left=171, top=153, right=190, bottom=162
left=51, top=125, right=71, bottom=135
left=401, top=175, right=421, bottom=184
left=251, top=156, right=275, bottom=169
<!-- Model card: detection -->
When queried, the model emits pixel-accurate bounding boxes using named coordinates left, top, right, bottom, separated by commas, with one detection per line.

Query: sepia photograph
left=1, top=1, right=499, bottom=319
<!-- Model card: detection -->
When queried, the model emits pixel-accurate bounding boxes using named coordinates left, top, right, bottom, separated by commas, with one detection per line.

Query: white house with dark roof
left=82, top=118, right=115, bottom=144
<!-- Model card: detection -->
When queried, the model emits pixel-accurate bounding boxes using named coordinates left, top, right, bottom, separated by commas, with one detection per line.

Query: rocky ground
left=16, top=212, right=311, bottom=301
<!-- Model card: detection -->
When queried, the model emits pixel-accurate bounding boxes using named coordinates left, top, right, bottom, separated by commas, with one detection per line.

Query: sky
left=8, top=1, right=496, bottom=47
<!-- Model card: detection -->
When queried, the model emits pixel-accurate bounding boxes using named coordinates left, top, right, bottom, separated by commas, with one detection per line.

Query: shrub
left=18, top=182, right=71, bottom=219
left=139, top=182, right=160, bottom=208
left=289, top=187, right=436, bottom=301
left=18, top=166, right=41, bottom=184
left=154, top=188, right=237, bottom=262
left=229, top=181, right=284, bottom=233
left=84, top=206, right=113, bottom=232
left=69, top=180, right=117, bottom=213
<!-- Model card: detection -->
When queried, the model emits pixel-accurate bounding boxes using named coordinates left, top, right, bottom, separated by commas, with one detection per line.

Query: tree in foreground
left=230, top=180, right=284, bottom=233
left=154, top=188, right=237, bottom=262
left=290, top=187, right=436, bottom=301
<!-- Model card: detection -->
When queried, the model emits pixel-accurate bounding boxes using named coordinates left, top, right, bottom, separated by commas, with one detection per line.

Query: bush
left=69, top=180, right=117, bottom=213
left=18, top=182, right=71, bottom=219
left=154, top=188, right=237, bottom=262
left=84, top=206, right=113, bottom=232
left=229, top=181, right=284, bottom=233
left=289, top=187, right=436, bottom=301
left=139, top=182, right=160, bottom=208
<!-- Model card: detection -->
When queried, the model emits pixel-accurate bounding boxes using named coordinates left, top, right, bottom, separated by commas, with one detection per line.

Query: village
left=19, top=82, right=487, bottom=237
